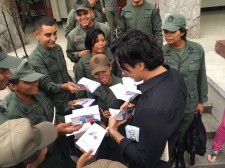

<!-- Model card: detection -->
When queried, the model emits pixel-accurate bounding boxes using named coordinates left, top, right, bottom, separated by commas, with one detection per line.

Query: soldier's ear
left=8, top=83, right=17, bottom=92
left=33, top=30, right=40, bottom=39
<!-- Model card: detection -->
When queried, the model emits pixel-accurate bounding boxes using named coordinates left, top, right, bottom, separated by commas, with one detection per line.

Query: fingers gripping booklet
left=76, top=123, right=107, bottom=155
left=125, top=125, right=169, bottom=162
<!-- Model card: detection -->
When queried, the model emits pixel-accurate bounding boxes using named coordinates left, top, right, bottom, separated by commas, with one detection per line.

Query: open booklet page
left=78, top=77, right=101, bottom=93
left=74, top=98, right=95, bottom=108
left=76, top=123, right=107, bottom=155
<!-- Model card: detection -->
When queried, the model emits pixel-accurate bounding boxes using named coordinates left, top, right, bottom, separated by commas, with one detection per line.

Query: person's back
left=117, top=0, right=163, bottom=46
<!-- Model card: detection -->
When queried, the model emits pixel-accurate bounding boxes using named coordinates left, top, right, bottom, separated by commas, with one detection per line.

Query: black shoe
left=176, top=151, right=186, bottom=168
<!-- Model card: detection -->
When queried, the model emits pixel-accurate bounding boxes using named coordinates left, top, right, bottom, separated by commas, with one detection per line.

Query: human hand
left=102, top=110, right=111, bottom=119
left=77, top=149, right=94, bottom=168
left=196, top=103, right=204, bottom=113
left=78, top=50, right=90, bottom=58
left=61, top=82, right=81, bottom=93
left=108, top=114, right=127, bottom=134
left=56, top=122, right=83, bottom=135
left=68, top=98, right=85, bottom=108
left=120, top=101, right=129, bottom=111
left=102, top=7, right=106, bottom=14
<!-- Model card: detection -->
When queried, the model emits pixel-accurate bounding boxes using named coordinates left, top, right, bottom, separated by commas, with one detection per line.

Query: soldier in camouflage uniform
left=162, top=14, right=208, bottom=168
left=66, top=0, right=112, bottom=79
left=100, top=0, right=119, bottom=37
left=65, top=0, right=103, bottom=38
left=4, top=60, right=82, bottom=168
left=117, top=0, right=163, bottom=46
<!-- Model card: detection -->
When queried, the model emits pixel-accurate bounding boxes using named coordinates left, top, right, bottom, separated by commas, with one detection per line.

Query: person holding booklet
left=3, top=61, right=83, bottom=168
left=87, top=54, right=126, bottom=163
left=108, top=29, right=187, bottom=168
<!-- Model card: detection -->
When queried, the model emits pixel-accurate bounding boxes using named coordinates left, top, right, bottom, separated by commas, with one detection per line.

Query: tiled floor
left=1, top=9, right=225, bottom=100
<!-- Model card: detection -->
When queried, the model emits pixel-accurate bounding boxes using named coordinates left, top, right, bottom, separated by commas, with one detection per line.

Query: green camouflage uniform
left=66, top=21, right=113, bottom=78
left=87, top=74, right=125, bottom=162
left=117, top=0, right=163, bottom=46
left=100, top=0, right=118, bottom=37
left=28, top=42, right=76, bottom=120
left=163, top=40, right=208, bottom=151
left=65, top=9, right=103, bottom=38
left=5, top=92, right=75, bottom=168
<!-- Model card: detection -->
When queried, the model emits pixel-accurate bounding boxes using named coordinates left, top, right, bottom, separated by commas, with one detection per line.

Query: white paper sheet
left=76, top=123, right=107, bottom=155
left=74, top=98, right=95, bottom=108
left=78, top=77, right=100, bottom=93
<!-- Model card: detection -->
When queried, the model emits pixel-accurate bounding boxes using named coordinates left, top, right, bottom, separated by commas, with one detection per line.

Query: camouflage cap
left=0, top=118, right=57, bottom=167
left=10, top=60, right=44, bottom=82
left=90, top=54, right=110, bottom=76
left=162, top=14, right=186, bottom=32
left=0, top=46, right=22, bottom=69
left=74, top=0, right=90, bottom=12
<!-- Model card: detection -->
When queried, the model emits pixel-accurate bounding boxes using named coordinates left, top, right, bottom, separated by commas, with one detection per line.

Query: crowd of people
left=1, top=0, right=225, bottom=168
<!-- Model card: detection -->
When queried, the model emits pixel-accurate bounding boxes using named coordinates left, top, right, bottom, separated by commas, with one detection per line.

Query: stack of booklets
left=65, top=105, right=100, bottom=136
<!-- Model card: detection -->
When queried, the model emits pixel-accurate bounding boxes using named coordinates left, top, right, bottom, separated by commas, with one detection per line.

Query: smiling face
left=93, top=66, right=112, bottom=86
left=76, top=9, right=94, bottom=28
left=34, top=25, right=57, bottom=49
left=0, top=68, right=12, bottom=90
left=11, top=80, right=39, bottom=96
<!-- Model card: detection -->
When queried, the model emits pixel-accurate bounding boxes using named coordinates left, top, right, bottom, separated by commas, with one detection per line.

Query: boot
left=176, top=151, right=186, bottom=168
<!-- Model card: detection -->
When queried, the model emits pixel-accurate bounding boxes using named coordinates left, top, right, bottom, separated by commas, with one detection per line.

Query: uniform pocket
left=144, top=10, right=151, bottom=18
left=189, top=60, right=200, bottom=71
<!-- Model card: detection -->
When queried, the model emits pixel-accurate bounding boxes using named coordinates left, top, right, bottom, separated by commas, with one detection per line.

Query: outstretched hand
left=56, top=122, right=83, bottom=135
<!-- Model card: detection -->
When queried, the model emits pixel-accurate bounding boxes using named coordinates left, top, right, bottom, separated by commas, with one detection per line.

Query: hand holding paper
left=76, top=123, right=107, bottom=155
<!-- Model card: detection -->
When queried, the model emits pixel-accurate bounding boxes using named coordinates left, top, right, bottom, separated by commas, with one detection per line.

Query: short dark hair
left=9, top=79, right=19, bottom=85
left=34, top=16, right=56, bottom=31
left=179, top=27, right=187, bottom=40
left=85, top=28, right=105, bottom=52
left=111, top=29, right=164, bottom=71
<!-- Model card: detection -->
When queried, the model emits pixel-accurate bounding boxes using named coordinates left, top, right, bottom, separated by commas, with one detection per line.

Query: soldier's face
left=11, top=80, right=39, bottom=96
left=0, top=68, right=12, bottom=90
left=92, top=34, right=106, bottom=54
left=76, top=10, right=94, bottom=28
left=163, top=29, right=185, bottom=45
left=93, top=66, right=112, bottom=85
left=88, top=0, right=97, bottom=7
left=34, top=25, right=57, bottom=49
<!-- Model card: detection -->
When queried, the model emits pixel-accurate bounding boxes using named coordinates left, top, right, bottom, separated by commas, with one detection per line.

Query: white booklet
left=74, top=98, right=95, bottom=108
left=64, top=105, right=100, bottom=136
left=122, top=77, right=143, bottom=91
left=109, top=83, right=141, bottom=102
left=78, top=77, right=101, bottom=93
left=76, top=123, right=107, bottom=155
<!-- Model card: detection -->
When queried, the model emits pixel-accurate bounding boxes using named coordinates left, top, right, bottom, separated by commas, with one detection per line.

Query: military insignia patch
left=94, top=58, right=99, bottom=64
left=168, top=16, right=174, bottom=22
